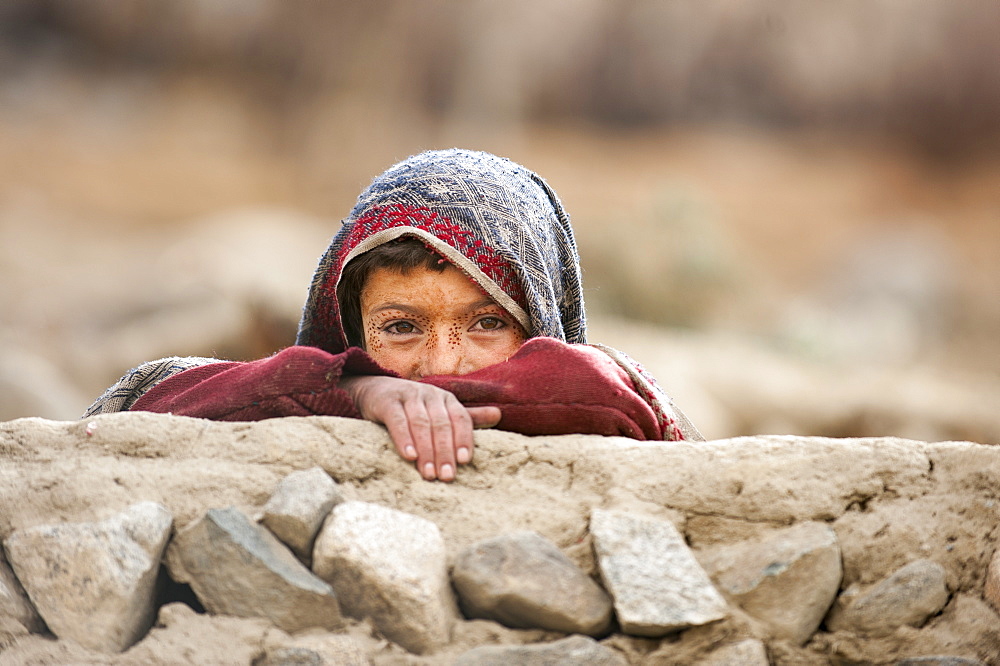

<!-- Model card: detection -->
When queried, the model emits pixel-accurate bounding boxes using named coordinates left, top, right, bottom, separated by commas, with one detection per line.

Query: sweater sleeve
left=83, top=356, right=222, bottom=417
left=128, top=346, right=390, bottom=421
left=94, top=339, right=696, bottom=440
left=420, top=337, right=672, bottom=441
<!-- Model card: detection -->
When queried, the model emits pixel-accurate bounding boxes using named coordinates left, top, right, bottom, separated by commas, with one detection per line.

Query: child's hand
left=339, top=375, right=500, bottom=482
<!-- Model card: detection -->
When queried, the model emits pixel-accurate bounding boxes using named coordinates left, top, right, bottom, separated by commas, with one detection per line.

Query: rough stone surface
left=312, top=500, right=456, bottom=654
left=895, top=656, right=986, bottom=666
left=590, top=509, right=728, bottom=637
left=2, top=415, right=999, bottom=663
left=167, top=506, right=342, bottom=634
left=697, top=521, right=842, bottom=645
left=252, top=646, right=324, bottom=665
left=257, top=632, right=372, bottom=666
left=826, top=558, right=949, bottom=636
left=452, top=530, right=613, bottom=635
left=0, top=549, right=45, bottom=634
left=260, top=466, right=343, bottom=562
left=692, top=638, right=769, bottom=666
left=453, top=635, right=627, bottom=665
left=135, top=602, right=272, bottom=665
left=3, top=501, right=171, bottom=653
left=984, top=547, right=1000, bottom=614
left=253, top=632, right=372, bottom=666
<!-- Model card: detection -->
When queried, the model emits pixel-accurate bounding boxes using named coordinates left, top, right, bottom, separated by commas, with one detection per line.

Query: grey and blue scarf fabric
left=85, top=148, right=701, bottom=440
left=297, top=148, right=585, bottom=354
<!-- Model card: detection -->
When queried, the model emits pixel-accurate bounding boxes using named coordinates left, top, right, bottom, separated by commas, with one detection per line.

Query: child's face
left=359, top=264, right=526, bottom=379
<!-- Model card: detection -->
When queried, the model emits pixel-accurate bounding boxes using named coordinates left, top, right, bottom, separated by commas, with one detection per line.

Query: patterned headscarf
left=297, top=148, right=586, bottom=354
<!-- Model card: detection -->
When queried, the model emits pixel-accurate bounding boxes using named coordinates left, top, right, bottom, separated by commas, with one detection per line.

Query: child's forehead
left=360, top=264, right=508, bottom=314
left=363, top=264, right=490, bottom=299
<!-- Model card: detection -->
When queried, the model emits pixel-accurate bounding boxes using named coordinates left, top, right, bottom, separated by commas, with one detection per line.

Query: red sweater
left=132, top=337, right=664, bottom=440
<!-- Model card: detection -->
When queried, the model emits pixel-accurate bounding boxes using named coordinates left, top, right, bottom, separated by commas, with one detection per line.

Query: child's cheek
left=364, top=320, right=383, bottom=353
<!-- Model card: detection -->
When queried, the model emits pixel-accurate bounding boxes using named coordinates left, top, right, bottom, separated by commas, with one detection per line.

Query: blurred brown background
left=1, top=0, right=998, bottom=442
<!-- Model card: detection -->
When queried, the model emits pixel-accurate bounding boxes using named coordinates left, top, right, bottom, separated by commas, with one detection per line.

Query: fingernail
left=405, top=446, right=416, bottom=459
left=440, top=463, right=454, bottom=480
left=423, top=462, right=436, bottom=478
left=456, top=447, right=471, bottom=464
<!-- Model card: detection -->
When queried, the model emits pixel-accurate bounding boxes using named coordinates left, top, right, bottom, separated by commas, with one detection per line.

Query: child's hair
left=337, top=236, right=447, bottom=348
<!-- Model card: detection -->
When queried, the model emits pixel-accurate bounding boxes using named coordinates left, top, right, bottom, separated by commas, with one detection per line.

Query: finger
left=379, top=401, right=418, bottom=462
left=402, top=398, right=437, bottom=480
left=445, top=395, right=475, bottom=468
left=467, top=406, right=502, bottom=429
left=425, top=395, right=457, bottom=482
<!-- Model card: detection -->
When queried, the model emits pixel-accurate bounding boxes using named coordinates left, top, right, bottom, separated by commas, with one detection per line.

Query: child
left=86, top=149, right=702, bottom=481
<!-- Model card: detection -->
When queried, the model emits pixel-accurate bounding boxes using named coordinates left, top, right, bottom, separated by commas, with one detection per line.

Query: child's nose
left=421, top=336, right=466, bottom=378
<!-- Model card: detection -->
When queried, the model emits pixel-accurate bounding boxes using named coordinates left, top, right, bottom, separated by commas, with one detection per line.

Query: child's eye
left=473, top=316, right=507, bottom=331
left=384, top=321, right=418, bottom=335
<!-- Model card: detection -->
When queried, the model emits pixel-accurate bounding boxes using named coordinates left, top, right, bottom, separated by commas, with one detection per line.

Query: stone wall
left=1, top=413, right=998, bottom=664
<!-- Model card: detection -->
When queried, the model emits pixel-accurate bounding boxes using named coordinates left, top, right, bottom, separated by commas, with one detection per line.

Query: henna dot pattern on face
left=360, top=265, right=526, bottom=380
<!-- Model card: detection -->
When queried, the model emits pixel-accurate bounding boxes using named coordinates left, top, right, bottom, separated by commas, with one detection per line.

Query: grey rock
left=0, top=548, right=45, bottom=634
left=693, top=638, right=769, bottom=665
left=312, top=501, right=456, bottom=654
left=698, top=521, right=842, bottom=645
left=254, top=647, right=325, bottom=666
left=453, top=634, right=627, bottom=666
left=167, top=506, right=342, bottom=633
left=3, top=501, right=171, bottom=653
left=257, top=633, right=372, bottom=666
left=261, top=466, right=343, bottom=561
left=826, top=558, right=948, bottom=636
left=589, top=509, right=727, bottom=637
left=452, top=531, right=613, bottom=636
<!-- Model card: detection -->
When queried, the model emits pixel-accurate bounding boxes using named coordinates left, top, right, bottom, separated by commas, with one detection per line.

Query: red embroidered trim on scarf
left=318, top=204, right=528, bottom=348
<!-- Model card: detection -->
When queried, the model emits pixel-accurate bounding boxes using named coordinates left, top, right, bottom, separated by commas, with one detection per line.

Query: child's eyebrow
left=467, top=298, right=502, bottom=312
left=367, top=302, right=423, bottom=317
